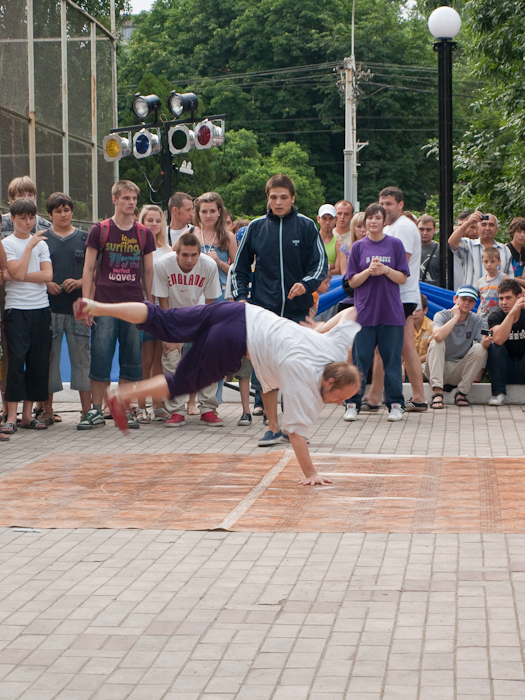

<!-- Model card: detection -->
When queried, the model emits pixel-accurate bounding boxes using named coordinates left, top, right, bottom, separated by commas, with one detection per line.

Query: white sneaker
left=387, top=403, right=404, bottom=422
left=343, top=404, right=358, bottom=422
left=488, top=393, right=505, bottom=406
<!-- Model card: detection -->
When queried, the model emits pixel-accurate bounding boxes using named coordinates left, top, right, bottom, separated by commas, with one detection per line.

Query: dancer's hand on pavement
left=298, top=474, right=333, bottom=487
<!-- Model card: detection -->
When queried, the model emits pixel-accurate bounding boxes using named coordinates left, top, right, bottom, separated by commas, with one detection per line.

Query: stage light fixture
left=168, top=91, right=198, bottom=118
left=168, top=124, right=195, bottom=154
left=133, top=128, right=161, bottom=159
left=194, top=119, right=225, bottom=150
left=102, top=133, right=131, bottom=162
left=131, top=93, right=161, bottom=120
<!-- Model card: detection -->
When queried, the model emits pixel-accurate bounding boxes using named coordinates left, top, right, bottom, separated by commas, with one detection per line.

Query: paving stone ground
left=1, top=401, right=525, bottom=699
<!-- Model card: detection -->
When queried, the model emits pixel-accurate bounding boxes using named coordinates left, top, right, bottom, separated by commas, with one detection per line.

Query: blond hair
left=138, top=205, right=170, bottom=252
left=111, top=180, right=140, bottom=199
left=350, top=212, right=366, bottom=246
left=193, top=191, right=230, bottom=251
left=8, top=176, right=36, bottom=203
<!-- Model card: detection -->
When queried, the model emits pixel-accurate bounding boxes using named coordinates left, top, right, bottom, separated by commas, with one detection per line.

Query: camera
left=481, top=329, right=493, bottom=336
left=481, top=214, right=489, bottom=221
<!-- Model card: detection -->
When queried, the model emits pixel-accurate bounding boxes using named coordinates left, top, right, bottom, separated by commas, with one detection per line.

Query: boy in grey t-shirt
left=425, top=285, right=492, bottom=408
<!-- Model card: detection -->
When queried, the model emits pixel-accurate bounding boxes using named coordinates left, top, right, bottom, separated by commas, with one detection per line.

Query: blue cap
left=455, top=285, right=478, bottom=300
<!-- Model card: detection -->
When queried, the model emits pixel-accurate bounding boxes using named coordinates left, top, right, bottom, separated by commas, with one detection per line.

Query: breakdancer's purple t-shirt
left=345, top=235, right=409, bottom=327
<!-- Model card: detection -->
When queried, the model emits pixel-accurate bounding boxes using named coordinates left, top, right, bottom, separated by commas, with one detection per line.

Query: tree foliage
left=117, top=0, right=448, bottom=214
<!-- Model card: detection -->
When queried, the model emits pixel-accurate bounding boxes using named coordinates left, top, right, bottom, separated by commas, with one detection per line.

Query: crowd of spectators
left=1, top=173, right=525, bottom=445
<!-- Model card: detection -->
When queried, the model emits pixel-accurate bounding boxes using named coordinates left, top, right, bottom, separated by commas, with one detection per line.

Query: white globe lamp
left=428, top=6, right=461, bottom=39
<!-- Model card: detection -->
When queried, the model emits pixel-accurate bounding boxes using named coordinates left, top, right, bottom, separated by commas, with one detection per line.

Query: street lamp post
left=428, top=6, right=461, bottom=290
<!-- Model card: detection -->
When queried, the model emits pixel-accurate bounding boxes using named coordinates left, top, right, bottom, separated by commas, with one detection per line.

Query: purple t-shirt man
left=86, top=220, right=156, bottom=304
left=345, top=235, right=409, bottom=326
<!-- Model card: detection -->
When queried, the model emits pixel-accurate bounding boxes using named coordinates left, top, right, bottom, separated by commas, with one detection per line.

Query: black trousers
left=3, top=308, right=52, bottom=402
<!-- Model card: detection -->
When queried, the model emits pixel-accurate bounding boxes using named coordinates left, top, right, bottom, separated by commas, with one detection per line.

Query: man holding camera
left=486, top=279, right=525, bottom=405
left=448, top=212, right=514, bottom=288
left=425, top=285, right=491, bottom=408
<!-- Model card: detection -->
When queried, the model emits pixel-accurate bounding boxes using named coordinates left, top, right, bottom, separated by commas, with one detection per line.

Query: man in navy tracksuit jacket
left=230, top=174, right=328, bottom=446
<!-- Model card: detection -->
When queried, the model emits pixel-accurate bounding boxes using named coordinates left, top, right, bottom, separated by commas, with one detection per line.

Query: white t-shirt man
left=384, top=215, right=421, bottom=305
left=152, top=251, right=221, bottom=308
left=3, top=236, right=51, bottom=310
left=245, top=305, right=360, bottom=437
left=169, top=224, right=194, bottom=247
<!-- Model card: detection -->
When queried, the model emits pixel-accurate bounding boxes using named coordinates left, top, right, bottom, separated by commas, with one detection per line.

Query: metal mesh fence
left=0, top=0, right=116, bottom=227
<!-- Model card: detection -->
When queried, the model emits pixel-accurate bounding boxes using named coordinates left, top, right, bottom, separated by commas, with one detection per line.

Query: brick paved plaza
left=1, top=401, right=525, bottom=699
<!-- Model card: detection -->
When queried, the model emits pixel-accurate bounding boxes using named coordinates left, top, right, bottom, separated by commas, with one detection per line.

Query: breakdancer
left=74, top=298, right=361, bottom=486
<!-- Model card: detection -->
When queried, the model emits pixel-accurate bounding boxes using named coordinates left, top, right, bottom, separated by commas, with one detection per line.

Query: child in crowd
left=0, top=199, right=52, bottom=435
left=477, top=247, right=507, bottom=318
left=507, top=217, right=525, bottom=279
left=412, top=294, right=434, bottom=366
left=310, top=275, right=331, bottom=318
left=1, top=176, right=52, bottom=237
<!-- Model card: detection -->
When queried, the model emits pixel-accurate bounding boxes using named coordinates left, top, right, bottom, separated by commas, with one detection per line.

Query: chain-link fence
left=0, top=0, right=117, bottom=230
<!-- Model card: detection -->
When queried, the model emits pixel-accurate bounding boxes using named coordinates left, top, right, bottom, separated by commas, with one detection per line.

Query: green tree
left=118, top=0, right=447, bottom=210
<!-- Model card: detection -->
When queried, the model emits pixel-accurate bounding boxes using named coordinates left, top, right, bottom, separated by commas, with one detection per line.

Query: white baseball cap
left=318, top=204, right=337, bottom=218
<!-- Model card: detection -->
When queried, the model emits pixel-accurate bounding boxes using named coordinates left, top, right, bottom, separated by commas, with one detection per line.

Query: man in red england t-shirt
left=79, top=180, right=155, bottom=430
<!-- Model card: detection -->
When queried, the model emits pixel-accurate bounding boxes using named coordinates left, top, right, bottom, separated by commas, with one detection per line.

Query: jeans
left=49, top=312, right=91, bottom=394
left=487, top=342, right=525, bottom=395
left=350, top=324, right=405, bottom=411
left=90, top=315, right=142, bottom=383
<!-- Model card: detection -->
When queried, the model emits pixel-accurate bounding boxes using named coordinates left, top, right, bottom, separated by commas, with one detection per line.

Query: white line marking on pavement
left=215, top=450, right=294, bottom=531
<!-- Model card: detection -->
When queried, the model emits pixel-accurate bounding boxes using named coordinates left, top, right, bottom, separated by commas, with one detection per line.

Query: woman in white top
left=137, top=205, right=171, bottom=423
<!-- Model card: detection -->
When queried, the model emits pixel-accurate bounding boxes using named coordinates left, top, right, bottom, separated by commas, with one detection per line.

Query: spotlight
left=168, top=91, right=198, bottom=118
left=133, top=129, right=161, bottom=159
left=131, top=93, right=161, bottom=120
left=168, top=125, right=195, bottom=155
left=102, top=133, right=131, bottom=162
left=194, top=119, right=225, bottom=150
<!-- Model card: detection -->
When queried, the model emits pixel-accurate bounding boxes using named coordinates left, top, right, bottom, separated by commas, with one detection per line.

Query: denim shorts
left=49, top=312, right=91, bottom=394
left=89, top=315, right=142, bottom=383
left=141, top=329, right=158, bottom=343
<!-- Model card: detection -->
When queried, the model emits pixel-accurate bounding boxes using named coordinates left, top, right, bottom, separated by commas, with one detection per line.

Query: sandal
left=19, top=419, right=48, bottom=430
left=38, top=411, right=55, bottom=426
left=136, top=409, right=151, bottom=424
left=454, top=391, right=470, bottom=407
left=53, top=413, right=62, bottom=423
left=0, top=433, right=10, bottom=442
left=431, top=394, right=444, bottom=409
left=1, top=422, right=17, bottom=434
left=151, top=408, right=170, bottom=421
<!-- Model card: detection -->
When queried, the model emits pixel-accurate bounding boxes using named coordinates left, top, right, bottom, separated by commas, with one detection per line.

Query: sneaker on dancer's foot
left=105, top=387, right=131, bottom=435
left=237, top=413, right=252, bottom=426
left=200, top=411, right=223, bottom=426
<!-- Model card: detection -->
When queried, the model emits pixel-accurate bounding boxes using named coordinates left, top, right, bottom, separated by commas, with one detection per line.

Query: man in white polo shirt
left=152, top=231, right=221, bottom=426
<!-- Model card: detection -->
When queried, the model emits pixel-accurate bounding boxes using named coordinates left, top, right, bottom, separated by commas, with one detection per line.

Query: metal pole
left=161, top=126, right=172, bottom=228
left=343, top=56, right=356, bottom=205
left=91, top=21, right=98, bottom=222
left=109, top=0, right=118, bottom=183
left=435, top=39, right=455, bottom=290
left=61, top=0, right=69, bottom=194
left=27, top=0, right=36, bottom=184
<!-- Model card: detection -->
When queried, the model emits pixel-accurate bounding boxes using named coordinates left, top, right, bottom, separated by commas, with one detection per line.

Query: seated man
left=73, top=298, right=361, bottom=487
left=425, top=285, right=491, bottom=408
left=486, top=279, right=525, bottom=405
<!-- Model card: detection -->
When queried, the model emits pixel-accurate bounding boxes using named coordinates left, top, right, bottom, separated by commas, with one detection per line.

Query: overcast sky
left=130, top=0, right=155, bottom=13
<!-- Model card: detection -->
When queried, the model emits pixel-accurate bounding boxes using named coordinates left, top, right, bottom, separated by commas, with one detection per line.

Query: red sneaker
left=105, top=388, right=130, bottom=435
left=200, top=411, right=223, bottom=426
left=165, top=413, right=185, bottom=427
